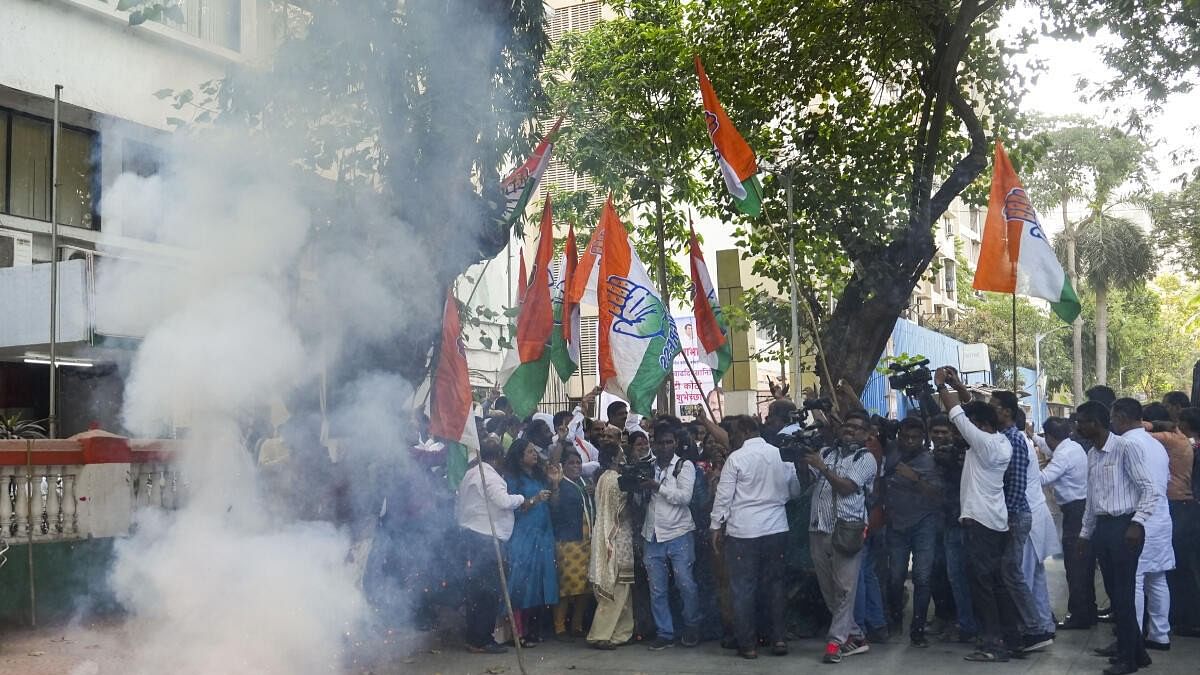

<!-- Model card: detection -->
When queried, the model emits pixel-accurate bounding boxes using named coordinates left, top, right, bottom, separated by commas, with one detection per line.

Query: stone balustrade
left=0, top=435, right=184, bottom=545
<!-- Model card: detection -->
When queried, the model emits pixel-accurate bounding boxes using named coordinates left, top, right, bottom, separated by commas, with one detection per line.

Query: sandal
left=964, top=650, right=1008, bottom=663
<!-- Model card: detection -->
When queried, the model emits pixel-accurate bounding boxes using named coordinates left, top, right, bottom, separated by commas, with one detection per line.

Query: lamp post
left=1034, top=324, right=1070, bottom=430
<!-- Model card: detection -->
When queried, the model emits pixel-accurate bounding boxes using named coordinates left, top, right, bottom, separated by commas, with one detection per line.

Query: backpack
left=673, top=459, right=710, bottom=528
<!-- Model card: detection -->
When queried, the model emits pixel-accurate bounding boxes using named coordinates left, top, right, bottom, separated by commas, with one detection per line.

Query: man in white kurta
left=1019, top=430, right=1061, bottom=645
left=1114, top=403, right=1174, bottom=649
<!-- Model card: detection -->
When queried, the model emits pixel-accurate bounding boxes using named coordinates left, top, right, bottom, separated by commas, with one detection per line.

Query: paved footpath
left=2, top=557, right=1197, bottom=674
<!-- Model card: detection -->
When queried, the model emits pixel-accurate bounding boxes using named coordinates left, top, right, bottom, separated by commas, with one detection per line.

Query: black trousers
left=462, top=530, right=503, bottom=648
left=962, top=520, right=1020, bottom=651
left=1059, top=499, right=1097, bottom=623
left=1093, top=514, right=1146, bottom=669
left=1167, top=500, right=1200, bottom=630
left=725, top=532, right=787, bottom=650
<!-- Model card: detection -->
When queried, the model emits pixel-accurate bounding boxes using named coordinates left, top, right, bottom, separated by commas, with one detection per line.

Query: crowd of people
left=441, top=374, right=1199, bottom=672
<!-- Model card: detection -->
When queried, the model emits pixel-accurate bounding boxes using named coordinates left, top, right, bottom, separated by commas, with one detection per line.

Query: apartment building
left=0, top=0, right=271, bottom=434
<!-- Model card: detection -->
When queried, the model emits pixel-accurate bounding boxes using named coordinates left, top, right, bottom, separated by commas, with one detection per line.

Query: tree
left=141, top=0, right=550, bottom=391
left=544, top=0, right=704, bottom=303
left=1151, top=179, right=1200, bottom=278
left=1025, top=117, right=1150, bottom=403
left=1072, top=215, right=1155, bottom=385
left=1041, top=1, right=1200, bottom=106
left=684, top=0, right=1034, bottom=394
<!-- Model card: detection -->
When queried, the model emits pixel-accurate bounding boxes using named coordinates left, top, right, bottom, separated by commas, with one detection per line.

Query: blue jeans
left=943, top=523, right=978, bottom=635
left=855, top=534, right=887, bottom=631
left=643, top=531, right=701, bottom=640
left=887, top=515, right=939, bottom=635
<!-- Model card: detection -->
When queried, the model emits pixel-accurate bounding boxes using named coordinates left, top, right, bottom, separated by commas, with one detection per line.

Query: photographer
left=762, top=399, right=799, bottom=447
left=709, top=415, right=803, bottom=659
left=640, top=422, right=701, bottom=650
left=934, top=367, right=1018, bottom=663
left=803, top=410, right=879, bottom=663
left=882, top=417, right=943, bottom=648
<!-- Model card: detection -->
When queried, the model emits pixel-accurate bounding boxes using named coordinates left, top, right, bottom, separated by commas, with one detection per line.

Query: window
left=59, top=128, right=98, bottom=228
left=167, top=0, right=242, bottom=51
left=0, top=119, right=6, bottom=210
left=9, top=115, right=52, bottom=221
left=123, top=139, right=162, bottom=177
left=1, top=109, right=100, bottom=229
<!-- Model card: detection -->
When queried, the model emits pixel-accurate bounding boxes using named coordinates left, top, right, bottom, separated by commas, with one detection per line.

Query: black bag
left=827, top=447, right=867, bottom=555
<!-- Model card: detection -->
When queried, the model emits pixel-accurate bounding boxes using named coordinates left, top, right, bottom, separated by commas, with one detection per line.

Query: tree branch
left=930, top=85, right=989, bottom=221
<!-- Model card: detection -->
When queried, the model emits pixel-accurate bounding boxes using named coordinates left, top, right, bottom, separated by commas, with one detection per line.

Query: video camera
left=777, top=398, right=833, bottom=464
left=886, top=358, right=941, bottom=419
left=617, top=456, right=655, bottom=493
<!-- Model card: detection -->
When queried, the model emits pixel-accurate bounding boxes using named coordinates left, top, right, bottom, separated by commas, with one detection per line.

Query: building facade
left=0, top=0, right=271, bottom=435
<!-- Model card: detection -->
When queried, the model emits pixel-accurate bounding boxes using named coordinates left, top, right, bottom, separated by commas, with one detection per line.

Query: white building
left=0, top=0, right=271, bottom=434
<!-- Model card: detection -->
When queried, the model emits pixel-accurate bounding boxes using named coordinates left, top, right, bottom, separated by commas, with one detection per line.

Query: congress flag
left=429, top=289, right=479, bottom=451
left=551, top=223, right=581, bottom=381
left=500, top=117, right=562, bottom=228
left=501, top=197, right=556, bottom=417
left=688, top=228, right=732, bottom=384
left=695, top=55, right=762, bottom=217
left=597, top=197, right=681, bottom=415
left=973, top=141, right=1081, bottom=323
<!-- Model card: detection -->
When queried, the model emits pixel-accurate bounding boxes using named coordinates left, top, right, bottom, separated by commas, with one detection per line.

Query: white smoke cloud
left=88, top=3, right=532, bottom=671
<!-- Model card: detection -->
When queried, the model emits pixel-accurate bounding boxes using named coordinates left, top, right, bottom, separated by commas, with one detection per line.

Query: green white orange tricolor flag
left=500, top=117, right=563, bottom=228
left=551, top=223, right=581, bottom=381
left=688, top=228, right=731, bottom=384
left=429, top=289, right=479, bottom=451
left=597, top=197, right=681, bottom=415
left=973, top=141, right=1081, bottom=323
left=501, top=197, right=556, bottom=418
left=695, top=55, right=762, bottom=217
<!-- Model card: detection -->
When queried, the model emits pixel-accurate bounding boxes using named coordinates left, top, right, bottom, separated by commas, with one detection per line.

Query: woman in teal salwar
left=504, top=438, right=559, bottom=644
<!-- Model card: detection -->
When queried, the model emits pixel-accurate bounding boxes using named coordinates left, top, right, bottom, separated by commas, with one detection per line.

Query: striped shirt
left=1000, top=426, right=1031, bottom=514
left=1080, top=431, right=1158, bottom=540
left=808, top=445, right=878, bottom=534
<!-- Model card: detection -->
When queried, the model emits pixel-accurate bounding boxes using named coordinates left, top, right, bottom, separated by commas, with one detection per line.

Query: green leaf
left=165, top=117, right=186, bottom=127
left=153, top=88, right=174, bottom=100
left=116, top=0, right=139, bottom=10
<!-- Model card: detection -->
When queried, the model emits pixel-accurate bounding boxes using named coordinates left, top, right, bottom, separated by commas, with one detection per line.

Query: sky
left=1001, top=1, right=1200, bottom=233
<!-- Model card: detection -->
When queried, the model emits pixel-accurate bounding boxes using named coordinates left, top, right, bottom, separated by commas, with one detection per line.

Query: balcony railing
left=0, top=436, right=182, bottom=547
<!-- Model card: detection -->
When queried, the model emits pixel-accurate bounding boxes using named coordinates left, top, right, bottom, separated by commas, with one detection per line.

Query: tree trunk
left=1095, top=282, right=1108, bottom=385
left=1062, top=197, right=1084, bottom=405
left=821, top=270, right=913, bottom=395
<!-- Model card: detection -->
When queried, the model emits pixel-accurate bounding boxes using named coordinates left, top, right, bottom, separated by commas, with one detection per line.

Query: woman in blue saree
left=504, top=438, right=559, bottom=644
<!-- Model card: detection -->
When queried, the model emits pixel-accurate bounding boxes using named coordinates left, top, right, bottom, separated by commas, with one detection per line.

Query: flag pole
left=759, top=204, right=840, bottom=417
left=1011, top=292, right=1019, bottom=392
left=678, top=347, right=719, bottom=422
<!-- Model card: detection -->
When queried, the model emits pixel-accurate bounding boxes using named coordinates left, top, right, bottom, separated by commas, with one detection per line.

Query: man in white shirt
left=935, top=367, right=1020, bottom=663
left=1076, top=401, right=1157, bottom=675
left=1038, top=417, right=1095, bottom=629
left=640, top=421, right=700, bottom=651
left=1113, top=399, right=1174, bottom=652
left=710, top=415, right=803, bottom=659
left=456, top=439, right=546, bottom=654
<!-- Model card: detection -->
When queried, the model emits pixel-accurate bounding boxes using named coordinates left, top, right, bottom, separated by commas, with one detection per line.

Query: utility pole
left=48, top=84, right=62, bottom=439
